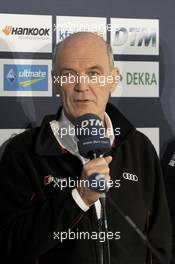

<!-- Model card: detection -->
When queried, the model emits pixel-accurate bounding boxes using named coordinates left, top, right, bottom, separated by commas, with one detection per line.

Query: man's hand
left=77, top=156, right=112, bottom=207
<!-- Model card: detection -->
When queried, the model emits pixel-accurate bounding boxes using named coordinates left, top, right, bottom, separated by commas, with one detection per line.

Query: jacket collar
left=35, top=103, right=135, bottom=156
left=105, top=103, right=135, bottom=145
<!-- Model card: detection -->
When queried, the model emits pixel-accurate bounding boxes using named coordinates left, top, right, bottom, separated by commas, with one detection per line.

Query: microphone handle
left=88, top=151, right=97, bottom=160
left=100, top=194, right=111, bottom=264
left=88, top=151, right=111, bottom=264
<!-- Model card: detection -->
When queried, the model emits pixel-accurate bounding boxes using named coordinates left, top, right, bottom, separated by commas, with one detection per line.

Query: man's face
left=53, top=34, right=118, bottom=122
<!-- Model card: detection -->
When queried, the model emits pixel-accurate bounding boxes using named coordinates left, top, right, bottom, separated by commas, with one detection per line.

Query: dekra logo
left=2, top=25, right=50, bottom=36
left=127, top=72, right=157, bottom=85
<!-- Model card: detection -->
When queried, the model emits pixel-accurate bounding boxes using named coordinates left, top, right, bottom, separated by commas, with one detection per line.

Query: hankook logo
left=0, top=14, right=52, bottom=53
left=2, top=25, right=50, bottom=36
left=122, top=172, right=138, bottom=182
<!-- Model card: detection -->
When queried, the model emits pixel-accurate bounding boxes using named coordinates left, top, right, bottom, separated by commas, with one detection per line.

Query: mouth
left=74, top=99, right=94, bottom=104
left=74, top=99, right=95, bottom=103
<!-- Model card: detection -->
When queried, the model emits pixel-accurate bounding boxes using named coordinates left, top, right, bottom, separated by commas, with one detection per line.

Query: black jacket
left=0, top=103, right=171, bottom=264
left=161, top=140, right=175, bottom=259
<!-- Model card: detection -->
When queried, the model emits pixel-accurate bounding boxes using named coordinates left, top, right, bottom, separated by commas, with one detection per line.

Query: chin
left=76, top=112, right=104, bottom=123
left=76, top=109, right=96, bottom=116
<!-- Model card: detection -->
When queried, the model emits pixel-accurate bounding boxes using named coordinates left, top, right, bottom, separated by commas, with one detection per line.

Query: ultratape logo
left=6, top=68, right=46, bottom=87
left=4, top=64, right=48, bottom=92
left=2, top=25, right=50, bottom=36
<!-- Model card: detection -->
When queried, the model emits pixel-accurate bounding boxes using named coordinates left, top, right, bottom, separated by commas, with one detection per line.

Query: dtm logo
left=4, top=64, right=48, bottom=91
left=81, top=119, right=103, bottom=128
left=122, top=172, right=138, bottom=182
left=114, top=27, right=157, bottom=47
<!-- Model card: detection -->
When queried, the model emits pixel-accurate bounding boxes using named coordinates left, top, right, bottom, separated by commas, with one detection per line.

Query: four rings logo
left=122, top=172, right=138, bottom=182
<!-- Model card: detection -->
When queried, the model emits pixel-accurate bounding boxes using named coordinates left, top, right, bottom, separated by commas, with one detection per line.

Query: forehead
left=56, top=36, right=109, bottom=71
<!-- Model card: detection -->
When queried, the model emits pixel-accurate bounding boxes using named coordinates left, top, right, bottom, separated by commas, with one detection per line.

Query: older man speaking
left=0, top=32, right=172, bottom=264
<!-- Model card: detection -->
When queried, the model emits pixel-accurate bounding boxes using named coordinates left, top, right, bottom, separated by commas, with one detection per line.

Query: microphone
left=74, top=113, right=111, bottom=264
left=74, top=113, right=109, bottom=211
left=74, top=113, right=111, bottom=160
left=74, top=113, right=111, bottom=196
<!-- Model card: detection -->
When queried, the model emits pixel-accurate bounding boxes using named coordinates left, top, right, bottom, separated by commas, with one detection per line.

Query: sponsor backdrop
left=0, top=0, right=174, bottom=159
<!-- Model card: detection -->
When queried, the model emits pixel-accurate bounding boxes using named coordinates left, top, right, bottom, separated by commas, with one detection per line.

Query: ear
left=51, top=70, right=61, bottom=96
left=110, top=67, right=120, bottom=93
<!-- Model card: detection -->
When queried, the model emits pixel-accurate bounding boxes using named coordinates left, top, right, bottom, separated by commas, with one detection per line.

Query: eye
left=88, top=71, right=100, bottom=77
left=61, top=71, right=77, bottom=78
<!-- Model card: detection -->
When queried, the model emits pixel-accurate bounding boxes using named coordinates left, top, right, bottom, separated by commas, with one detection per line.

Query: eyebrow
left=60, top=68, right=76, bottom=75
left=60, top=65, right=104, bottom=74
left=88, top=65, right=104, bottom=72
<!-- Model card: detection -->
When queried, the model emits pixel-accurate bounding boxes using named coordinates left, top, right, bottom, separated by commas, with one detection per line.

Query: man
left=0, top=32, right=172, bottom=264
left=161, top=140, right=175, bottom=261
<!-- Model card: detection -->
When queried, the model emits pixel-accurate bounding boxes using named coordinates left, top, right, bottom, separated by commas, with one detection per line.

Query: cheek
left=98, top=89, right=110, bottom=103
left=61, top=90, right=74, bottom=108
left=60, top=87, right=70, bottom=101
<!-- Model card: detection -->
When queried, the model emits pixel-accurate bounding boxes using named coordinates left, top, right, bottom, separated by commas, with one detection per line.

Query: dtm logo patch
left=122, top=172, right=138, bottom=182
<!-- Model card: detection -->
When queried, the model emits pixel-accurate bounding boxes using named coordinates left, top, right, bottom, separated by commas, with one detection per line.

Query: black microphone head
left=74, top=113, right=111, bottom=159
left=74, top=113, right=105, bottom=140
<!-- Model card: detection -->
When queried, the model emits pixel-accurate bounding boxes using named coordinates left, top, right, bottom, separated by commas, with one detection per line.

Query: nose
left=74, top=74, right=89, bottom=92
